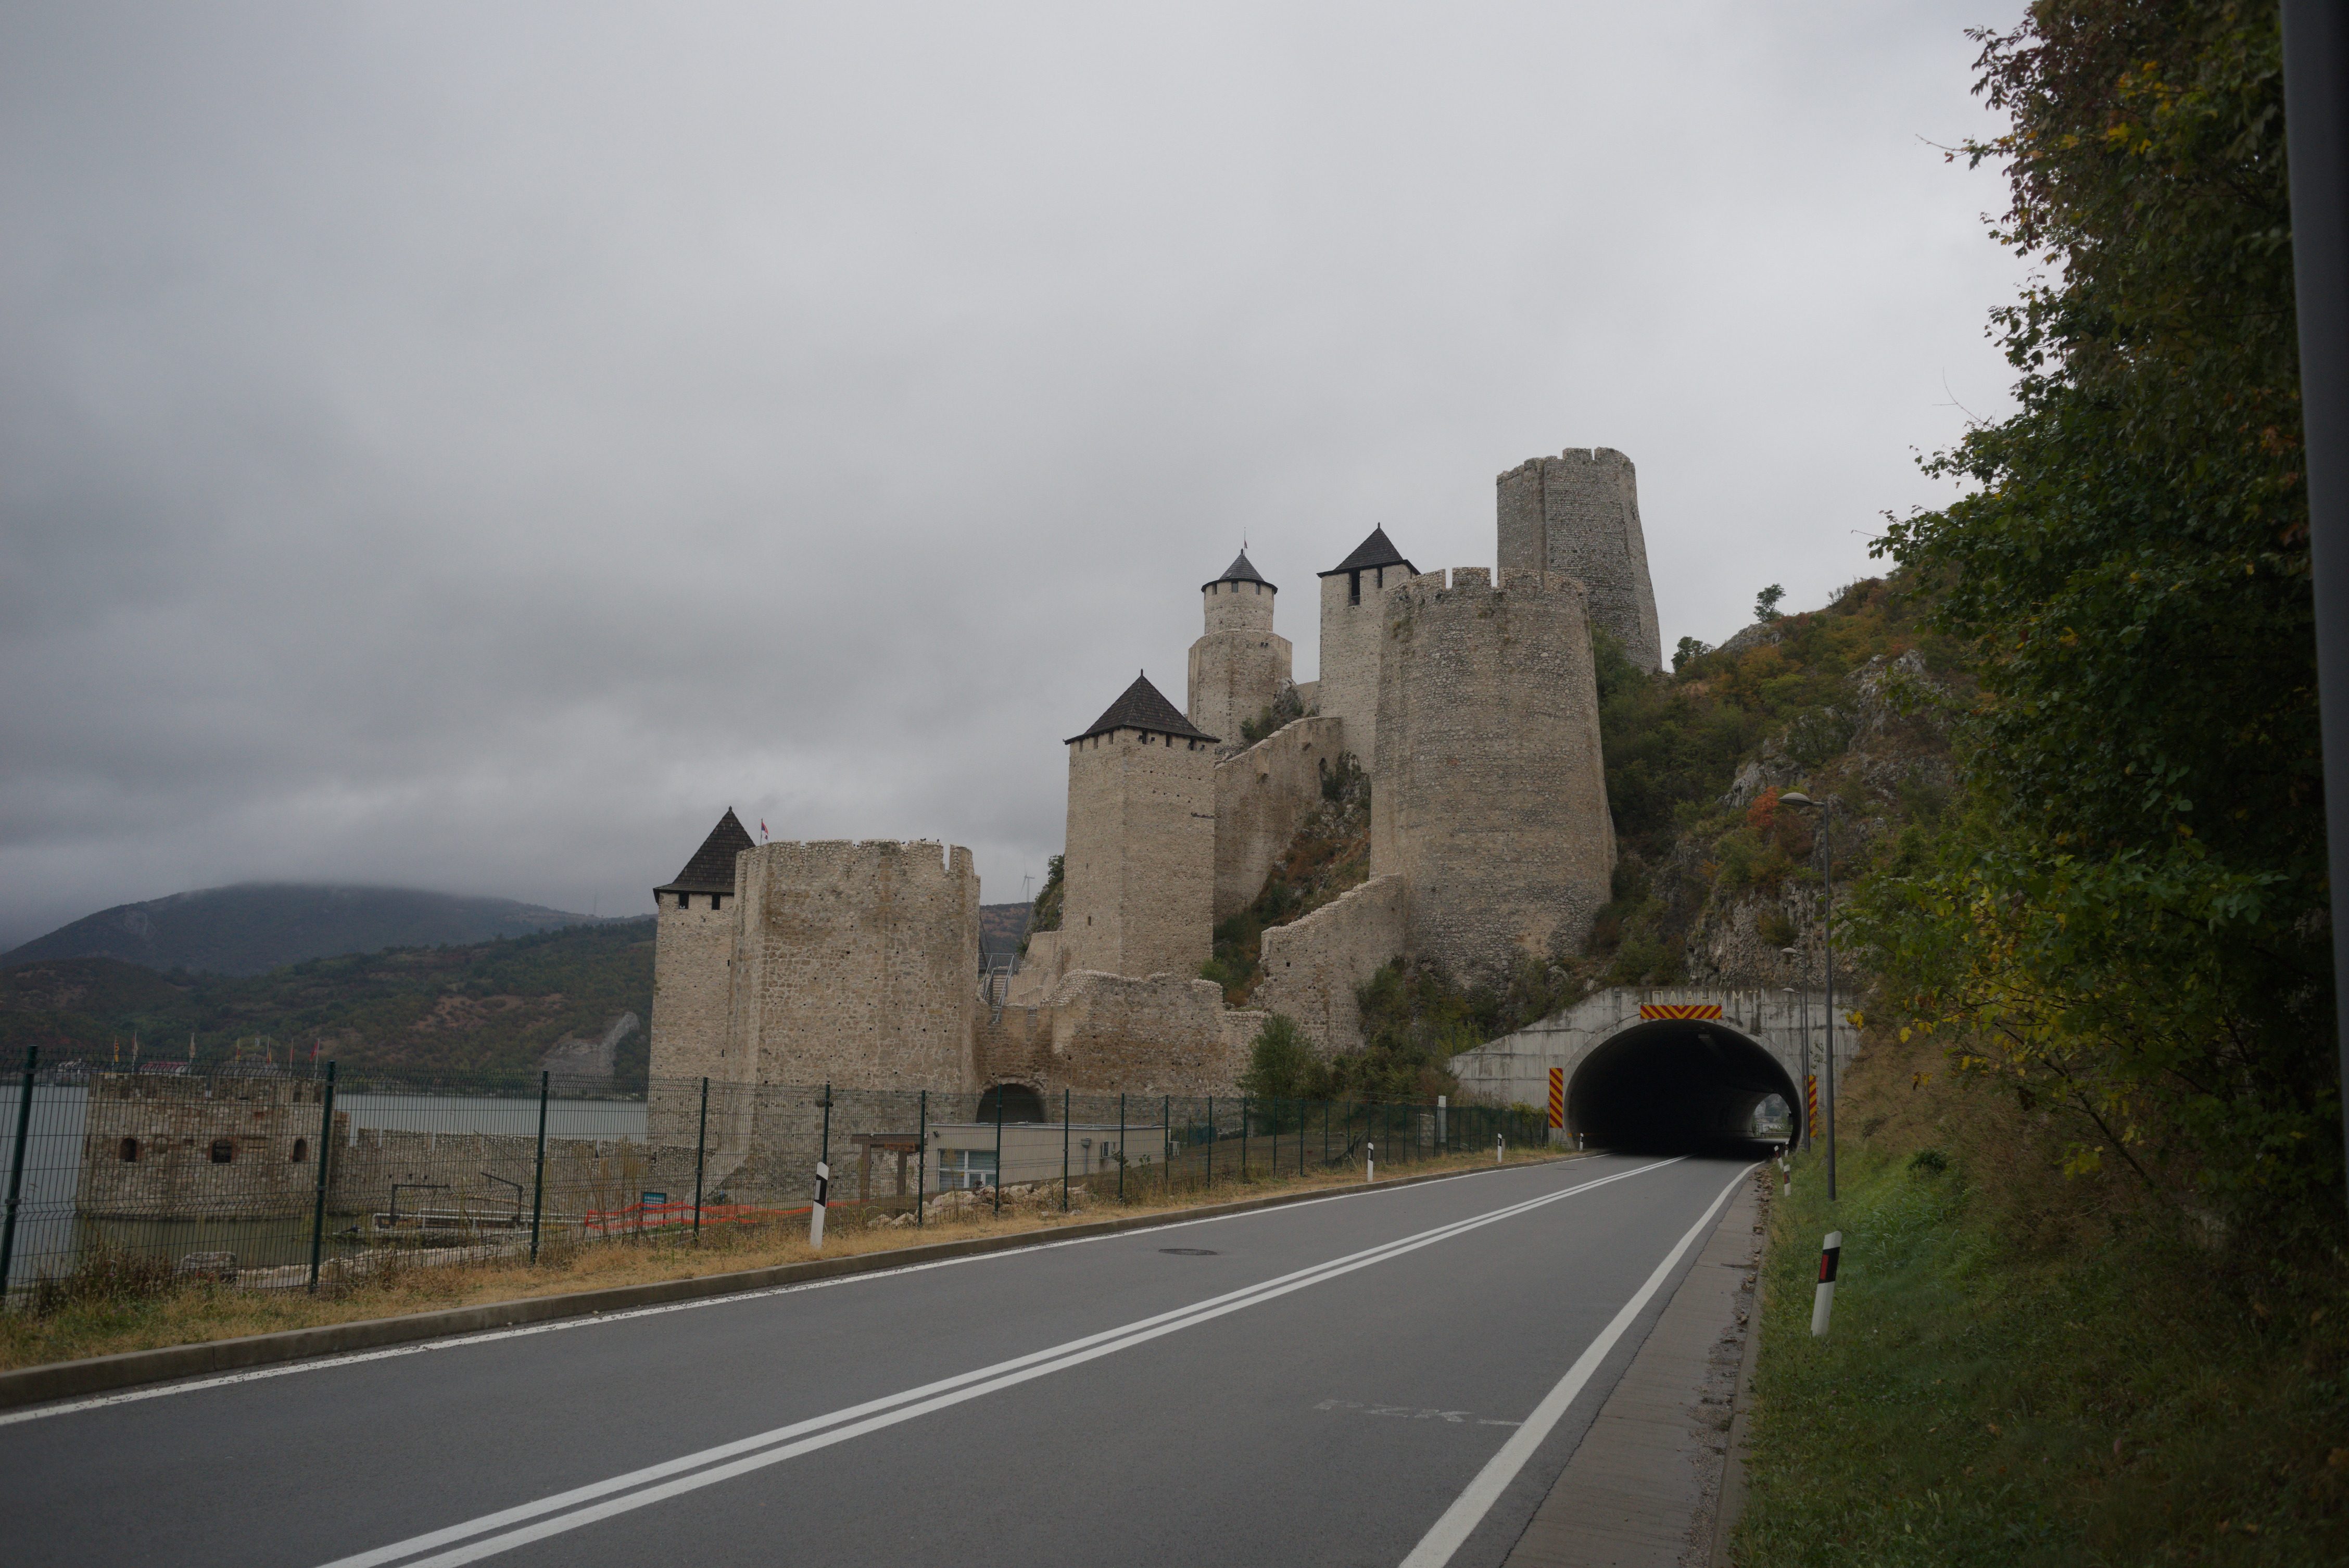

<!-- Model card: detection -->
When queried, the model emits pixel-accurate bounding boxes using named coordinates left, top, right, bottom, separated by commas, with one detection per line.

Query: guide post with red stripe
left=1811, top=1230, right=1841, bottom=1336
left=1547, top=1068, right=1564, bottom=1136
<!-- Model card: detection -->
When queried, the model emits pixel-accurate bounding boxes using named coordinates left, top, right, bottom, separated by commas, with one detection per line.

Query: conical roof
left=1319, top=525, right=1416, bottom=577
left=1202, top=548, right=1274, bottom=593
left=657, top=808, right=756, bottom=893
left=1066, top=673, right=1219, bottom=745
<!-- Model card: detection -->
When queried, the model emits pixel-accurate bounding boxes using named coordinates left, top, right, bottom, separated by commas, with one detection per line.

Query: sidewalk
left=1505, top=1168, right=1767, bottom=1567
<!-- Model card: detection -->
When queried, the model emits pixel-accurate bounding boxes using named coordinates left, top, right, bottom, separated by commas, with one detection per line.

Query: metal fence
left=0, top=1046, right=1547, bottom=1307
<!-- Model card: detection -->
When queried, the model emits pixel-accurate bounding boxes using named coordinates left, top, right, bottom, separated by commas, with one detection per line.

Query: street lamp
left=1778, top=791, right=1838, bottom=1200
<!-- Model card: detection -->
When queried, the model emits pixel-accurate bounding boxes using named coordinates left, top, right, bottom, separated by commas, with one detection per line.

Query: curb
left=1709, top=1169, right=1772, bottom=1568
left=0, top=1149, right=1585, bottom=1412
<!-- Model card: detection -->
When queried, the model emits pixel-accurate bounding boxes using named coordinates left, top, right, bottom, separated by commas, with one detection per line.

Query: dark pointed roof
left=1066, top=673, right=1219, bottom=745
left=656, top=808, right=755, bottom=893
left=1202, top=548, right=1275, bottom=593
left=1319, top=525, right=1416, bottom=578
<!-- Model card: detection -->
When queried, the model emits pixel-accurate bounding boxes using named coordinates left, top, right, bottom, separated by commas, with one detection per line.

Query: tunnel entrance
left=1567, top=1019, right=1802, bottom=1154
left=976, top=1083, right=1046, bottom=1123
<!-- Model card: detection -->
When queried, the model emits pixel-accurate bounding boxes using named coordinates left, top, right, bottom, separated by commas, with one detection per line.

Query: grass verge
left=0, top=1143, right=1561, bottom=1374
left=1733, top=1036, right=2349, bottom=1566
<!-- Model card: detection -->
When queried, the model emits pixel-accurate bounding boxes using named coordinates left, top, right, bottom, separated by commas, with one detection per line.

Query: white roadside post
left=1496, top=1134, right=1505, bottom=1165
left=1367, top=1140, right=1375, bottom=1183
left=1811, top=1230, right=1841, bottom=1336
left=810, top=1160, right=830, bottom=1250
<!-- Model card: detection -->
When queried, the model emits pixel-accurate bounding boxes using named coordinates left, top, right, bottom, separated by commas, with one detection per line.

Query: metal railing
left=0, top=1046, right=1546, bottom=1309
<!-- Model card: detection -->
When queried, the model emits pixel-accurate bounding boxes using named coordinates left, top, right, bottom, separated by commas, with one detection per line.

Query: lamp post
left=1778, top=792, right=1838, bottom=1200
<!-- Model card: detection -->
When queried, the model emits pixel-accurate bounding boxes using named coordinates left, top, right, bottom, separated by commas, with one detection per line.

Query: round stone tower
left=1186, top=548, right=1291, bottom=748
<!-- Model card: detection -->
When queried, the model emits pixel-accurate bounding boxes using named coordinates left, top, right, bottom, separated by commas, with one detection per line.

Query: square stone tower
left=1062, top=674, right=1218, bottom=979
left=1495, top=448, right=1662, bottom=673
left=1371, top=567, right=1616, bottom=983
left=1314, top=526, right=1416, bottom=766
left=725, top=839, right=981, bottom=1090
left=648, top=807, right=755, bottom=1087
left=1186, top=549, right=1291, bottom=747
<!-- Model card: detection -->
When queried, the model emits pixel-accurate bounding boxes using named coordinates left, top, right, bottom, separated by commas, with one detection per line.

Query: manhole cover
left=1158, top=1247, right=1219, bottom=1256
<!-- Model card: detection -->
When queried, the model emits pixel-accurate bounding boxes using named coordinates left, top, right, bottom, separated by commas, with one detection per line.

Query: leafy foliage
left=1236, top=682, right=1307, bottom=745
left=1859, top=0, right=2335, bottom=1226
left=1202, top=757, right=1369, bottom=1004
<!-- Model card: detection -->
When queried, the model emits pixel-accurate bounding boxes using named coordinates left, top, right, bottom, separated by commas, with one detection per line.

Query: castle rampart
left=725, top=840, right=979, bottom=1091
left=1253, top=874, right=1408, bottom=1052
left=1495, top=448, right=1661, bottom=673
left=1211, top=716, right=1343, bottom=920
left=1371, top=568, right=1615, bottom=983
left=1315, top=526, right=1415, bottom=766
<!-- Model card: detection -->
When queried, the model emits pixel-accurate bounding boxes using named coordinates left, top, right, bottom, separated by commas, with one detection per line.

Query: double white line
left=322, top=1157, right=1687, bottom=1568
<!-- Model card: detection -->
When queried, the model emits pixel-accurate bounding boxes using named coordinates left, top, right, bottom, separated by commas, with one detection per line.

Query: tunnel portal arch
left=1565, top=1017, right=1802, bottom=1151
left=976, top=1083, right=1047, bottom=1123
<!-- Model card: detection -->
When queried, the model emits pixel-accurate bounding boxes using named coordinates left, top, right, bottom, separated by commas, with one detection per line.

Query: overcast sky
left=0, top=1, right=2028, bottom=950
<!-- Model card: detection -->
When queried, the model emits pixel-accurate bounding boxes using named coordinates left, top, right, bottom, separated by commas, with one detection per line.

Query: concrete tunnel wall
left=1447, top=985, right=1858, bottom=1147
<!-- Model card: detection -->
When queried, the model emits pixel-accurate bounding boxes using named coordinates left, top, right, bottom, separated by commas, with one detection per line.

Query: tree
left=1753, top=585, right=1786, bottom=622
left=1239, top=1014, right=1316, bottom=1098
left=1861, top=0, right=2333, bottom=1224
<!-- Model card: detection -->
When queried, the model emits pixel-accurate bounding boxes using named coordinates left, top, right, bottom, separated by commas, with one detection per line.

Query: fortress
left=647, top=447, right=1661, bottom=1109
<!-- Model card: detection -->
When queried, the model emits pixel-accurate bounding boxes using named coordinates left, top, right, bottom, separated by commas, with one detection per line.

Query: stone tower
left=1315, top=526, right=1416, bottom=765
left=648, top=807, right=754, bottom=1088
left=1495, top=448, right=1661, bottom=673
left=1062, top=673, right=1218, bottom=979
left=1186, top=548, right=1291, bottom=748
left=725, top=840, right=980, bottom=1089
left=1371, top=568, right=1615, bottom=982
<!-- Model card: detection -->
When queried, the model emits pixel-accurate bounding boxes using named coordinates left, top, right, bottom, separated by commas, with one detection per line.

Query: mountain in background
left=1, top=883, right=602, bottom=978
left=978, top=902, right=1031, bottom=968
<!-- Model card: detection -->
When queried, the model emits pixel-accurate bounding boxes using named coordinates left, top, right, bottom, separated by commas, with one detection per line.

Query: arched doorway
left=1567, top=1018, right=1801, bottom=1152
left=976, top=1083, right=1046, bottom=1123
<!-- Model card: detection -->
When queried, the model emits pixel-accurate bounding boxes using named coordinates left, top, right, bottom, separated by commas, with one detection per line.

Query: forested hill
left=2, top=883, right=601, bottom=977
left=0, top=917, right=655, bottom=1082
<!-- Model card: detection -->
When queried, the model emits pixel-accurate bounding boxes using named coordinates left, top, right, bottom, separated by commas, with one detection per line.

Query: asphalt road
left=1, top=1152, right=1756, bottom=1567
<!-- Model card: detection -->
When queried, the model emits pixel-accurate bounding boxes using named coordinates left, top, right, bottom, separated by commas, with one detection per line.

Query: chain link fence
left=0, top=1046, right=1546, bottom=1308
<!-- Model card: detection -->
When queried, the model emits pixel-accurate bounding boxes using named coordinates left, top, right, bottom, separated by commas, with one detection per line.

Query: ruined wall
left=1004, top=928, right=1069, bottom=1008
left=726, top=840, right=980, bottom=1092
left=1253, top=873, right=1408, bottom=1052
left=1372, top=568, right=1615, bottom=984
left=1211, top=716, right=1343, bottom=920
left=1494, top=447, right=1662, bottom=673
left=1062, top=729, right=1216, bottom=980
left=77, top=1074, right=336, bottom=1218
left=1316, top=564, right=1408, bottom=765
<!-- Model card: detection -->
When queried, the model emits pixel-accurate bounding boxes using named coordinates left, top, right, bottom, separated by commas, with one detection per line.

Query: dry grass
left=1, top=1142, right=1569, bottom=1374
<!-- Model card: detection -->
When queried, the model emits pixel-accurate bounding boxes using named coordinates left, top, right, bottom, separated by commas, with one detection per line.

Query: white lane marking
left=2, top=1156, right=1601, bottom=1430
left=319, top=1159, right=1690, bottom=1568
left=1397, top=1162, right=1758, bottom=1568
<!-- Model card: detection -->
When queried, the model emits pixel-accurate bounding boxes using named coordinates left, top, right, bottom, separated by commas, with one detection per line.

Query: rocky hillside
left=3, top=883, right=601, bottom=977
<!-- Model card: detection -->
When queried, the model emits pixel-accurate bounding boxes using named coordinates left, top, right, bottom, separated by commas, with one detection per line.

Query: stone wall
left=1043, top=972, right=1260, bottom=1095
left=1316, top=563, right=1410, bottom=764
left=1061, top=728, right=1216, bottom=980
left=1186, top=624, right=1292, bottom=750
left=726, top=840, right=980, bottom=1092
left=1003, top=928, right=1068, bottom=1007
left=1253, top=873, right=1408, bottom=1051
left=1372, top=568, right=1615, bottom=984
left=77, top=1073, right=337, bottom=1218
left=648, top=891, right=738, bottom=1092
left=1494, top=447, right=1662, bottom=673
left=1210, top=716, right=1344, bottom=920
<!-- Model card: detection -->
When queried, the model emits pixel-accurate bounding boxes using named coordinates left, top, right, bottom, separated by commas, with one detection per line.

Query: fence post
left=691, top=1077, right=709, bottom=1241
left=1298, top=1098, right=1305, bottom=1177
left=528, top=1070, right=550, bottom=1264
left=306, top=1061, right=337, bottom=1293
left=917, top=1090, right=927, bottom=1229
left=1206, top=1095, right=1214, bottom=1193
left=993, top=1088, right=1005, bottom=1218
left=1241, top=1096, right=1249, bottom=1184
left=1323, top=1099, right=1330, bottom=1168
left=0, top=1047, right=37, bottom=1308
left=1062, top=1089, right=1070, bottom=1213
left=1117, top=1092, right=1127, bottom=1204
left=1161, top=1095, right=1170, bottom=1198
